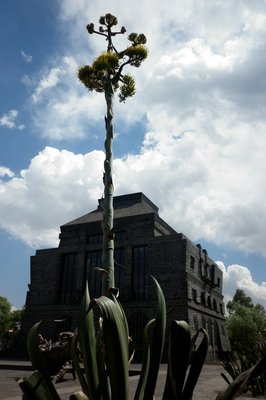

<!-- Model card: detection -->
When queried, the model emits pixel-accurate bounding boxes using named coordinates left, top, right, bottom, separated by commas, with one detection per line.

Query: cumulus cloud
left=29, top=56, right=106, bottom=140
left=3, top=1, right=266, bottom=264
left=0, top=147, right=104, bottom=247
left=0, top=110, right=25, bottom=130
left=217, top=261, right=266, bottom=310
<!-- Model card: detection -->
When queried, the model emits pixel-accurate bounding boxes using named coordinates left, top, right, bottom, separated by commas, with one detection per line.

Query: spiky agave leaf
left=162, top=320, right=192, bottom=399
left=22, top=320, right=62, bottom=400
left=143, top=277, right=166, bottom=400
left=19, top=371, right=57, bottom=400
left=216, top=356, right=266, bottom=400
left=90, top=295, right=129, bottom=399
left=76, top=283, right=99, bottom=399
left=134, top=319, right=155, bottom=400
left=182, top=328, right=209, bottom=399
left=70, top=332, right=88, bottom=397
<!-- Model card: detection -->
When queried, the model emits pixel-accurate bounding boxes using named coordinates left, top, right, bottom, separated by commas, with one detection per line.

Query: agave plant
left=19, top=276, right=211, bottom=400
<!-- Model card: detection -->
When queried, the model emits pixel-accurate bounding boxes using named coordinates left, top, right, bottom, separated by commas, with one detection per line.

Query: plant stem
left=102, top=75, right=115, bottom=293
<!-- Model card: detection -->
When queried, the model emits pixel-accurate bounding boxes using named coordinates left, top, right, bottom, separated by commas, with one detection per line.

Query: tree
left=78, top=13, right=148, bottom=294
left=0, top=296, right=12, bottom=334
left=226, top=289, right=266, bottom=362
left=227, top=289, right=255, bottom=314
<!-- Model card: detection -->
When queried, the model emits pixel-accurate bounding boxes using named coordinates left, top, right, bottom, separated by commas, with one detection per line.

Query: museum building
left=20, top=192, right=231, bottom=359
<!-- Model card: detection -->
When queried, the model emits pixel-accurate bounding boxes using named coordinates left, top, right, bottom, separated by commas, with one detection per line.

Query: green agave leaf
left=91, top=295, right=129, bottom=399
left=216, top=356, right=266, bottom=400
left=143, top=276, right=166, bottom=400
left=111, top=293, right=130, bottom=339
left=26, top=321, right=61, bottom=400
left=182, top=328, right=209, bottom=400
left=19, top=371, right=54, bottom=400
left=134, top=319, right=155, bottom=400
left=77, top=283, right=99, bottom=399
left=70, top=331, right=88, bottom=396
left=69, top=391, right=89, bottom=400
left=162, top=320, right=191, bottom=400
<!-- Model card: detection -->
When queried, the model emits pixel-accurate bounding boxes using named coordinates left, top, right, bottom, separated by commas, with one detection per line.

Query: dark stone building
left=20, top=192, right=230, bottom=359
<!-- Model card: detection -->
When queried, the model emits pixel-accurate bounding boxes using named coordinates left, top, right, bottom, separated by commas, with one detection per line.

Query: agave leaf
left=216, top=356, right=266, bottom=400
left=19, top=371, right=54, bottom=400
left=162, top=320, right=191, bottom=400
left=182, top=328, right=209, bottom=400
left=134, top=319, right=155, bottom=400
left=69, top=391, right=89, bottom=400
left=143, top=276, right=166, bottom=400
left=111, top=293, right=130, bottom=339
left=70, top=331, right=88, bottom=395
left=26, top=321, right=61, bottom=400
left=77, top=283, right=99, bottom=399
left=91, top=295, right=129, bottom=399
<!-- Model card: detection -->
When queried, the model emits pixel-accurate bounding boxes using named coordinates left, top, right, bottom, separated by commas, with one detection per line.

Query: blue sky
left=0, top=0, right=266, bottom=310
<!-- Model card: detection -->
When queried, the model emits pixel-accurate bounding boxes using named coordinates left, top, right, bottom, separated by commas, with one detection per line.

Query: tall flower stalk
left=78, top=13, right=148, bottom=293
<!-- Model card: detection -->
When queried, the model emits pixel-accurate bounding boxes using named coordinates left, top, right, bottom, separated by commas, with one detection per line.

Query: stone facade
left=19, top=192, right=231, bottom=360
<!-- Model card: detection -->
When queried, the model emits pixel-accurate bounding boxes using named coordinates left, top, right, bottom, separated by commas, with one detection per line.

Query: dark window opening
left=86, top=250, right=102, bottom=298
left=61, top=253, right=78, bottom=304
left=132, top=246, right=147, bottom=300
left=87, top=234, right=103, bottom=245
left=190, top=255, right=195, bottom=269
left=201, top=292, right=206, bottom=307
left=207, top=296, right=212, bottom=309
left=192, top=288, right=197, bottom=302
left=115, top=231, right=125, bottom=241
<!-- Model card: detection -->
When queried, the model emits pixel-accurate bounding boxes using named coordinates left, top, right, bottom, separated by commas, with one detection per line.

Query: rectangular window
left=115, top=231, right=125, bottom=241
left=61, top=253, right=78, bottom=304
left=190, top=255, right=195, bottom=269
left=87, top=233, right=103, bottom=245
left=86, top=250, right=102, bottom=298
left=132, top=246, right=147, bottom=300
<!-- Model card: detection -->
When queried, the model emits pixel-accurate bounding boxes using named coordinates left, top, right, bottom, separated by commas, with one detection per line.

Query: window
left=132, top=246, right=147, bottom=300
left=192, top=288, right=197, bottom=302
left=87, top=234, right=103, bottom=245
left=219, top=303, right=224, bottom=315
left=115, top=231, right=125, bottom=241
left=207, top=296, right=212, bottom=309
left=114, top=248, right=125, bottom=292
left=217, top=277, right=221, bottom=287
left=190, top=255, right=195, bottom=269
left=200, top=292, right=206, bottom=307
left=193, top=315, right=199, bottom=331
left=213, top=299, right=217, bottom=311
left=61, top=253, right=78, bottom=304
left=86, top=250, right=102, bottom=298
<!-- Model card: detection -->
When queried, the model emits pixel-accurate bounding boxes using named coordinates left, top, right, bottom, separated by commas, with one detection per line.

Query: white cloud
left=217, top=261, right=266, bottom=310
left=3, top=1, right=266, bottom=270
left=0, top=167, right=15, bottom=178
left=21, top=50, right=33, bottom=63
left=32, top=67, right=66, bottom=102
left=0, top=110, right=25, bottom=130
left=29, top=56, right=106, bottom=140
left=0, top=147, right=104, bottom=247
